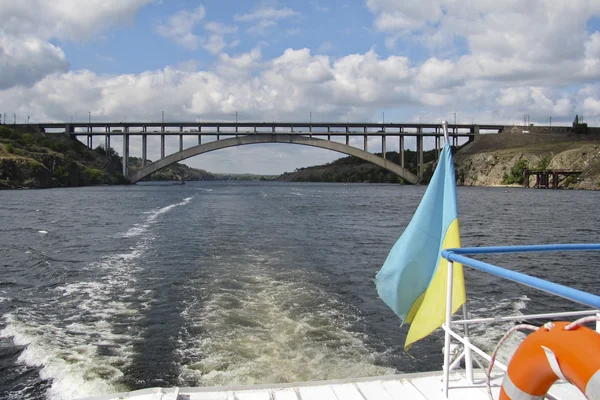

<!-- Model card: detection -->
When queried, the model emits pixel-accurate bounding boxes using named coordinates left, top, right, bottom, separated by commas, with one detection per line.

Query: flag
left=375, top=137, right=465, bottom=351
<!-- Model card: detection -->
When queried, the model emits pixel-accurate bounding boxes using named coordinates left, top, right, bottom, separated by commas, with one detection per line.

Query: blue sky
left=1, top=0, right=600, bottom=174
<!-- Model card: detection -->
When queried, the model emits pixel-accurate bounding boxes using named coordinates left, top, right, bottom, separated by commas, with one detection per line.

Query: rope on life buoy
left=485, top=317, right=600, bottom=400
left=486, top=324, right=539, bottom=399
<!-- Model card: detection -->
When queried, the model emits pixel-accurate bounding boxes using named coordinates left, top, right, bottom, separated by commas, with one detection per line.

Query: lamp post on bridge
left=310, top=111, right=312, bottom=124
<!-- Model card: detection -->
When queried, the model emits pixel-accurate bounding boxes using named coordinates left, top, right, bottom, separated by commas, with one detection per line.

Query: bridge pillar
left=435, top=135, right=440, bottom=159
left=87, top=135, right=92, bottom=149
left=179, top=134, right=183, bottom=152
left=122, top=133, right=129, bottom=177
left=161, top=135, right=165, bottom=159
left=399, top=135, right=405, bottom=169
left=346, top=135, right=349, bottom=146
left=382, top=135, right=386, bottom=159
left=417, top=130, right=424, bottom=180
left=105, top=134, right=110, bottom=155
left=142, top=135, right=147, bottom=167
left=364, top=135, right=368, bottom=152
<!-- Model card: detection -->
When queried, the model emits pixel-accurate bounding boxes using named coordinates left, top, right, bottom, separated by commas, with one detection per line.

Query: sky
left=1, top=0, right=600, bottom=174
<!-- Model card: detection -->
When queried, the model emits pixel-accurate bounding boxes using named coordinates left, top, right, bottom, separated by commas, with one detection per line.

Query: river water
left=0, top=182, right=599, bottom=399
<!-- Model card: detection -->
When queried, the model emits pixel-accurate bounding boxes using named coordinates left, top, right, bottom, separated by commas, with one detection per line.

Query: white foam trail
left=468, top=295, right=530, bottom=364
left=38, top=230, right=48, bottom=234
left=1, top=196, right=194, bottom=399
left=177, top=251, right=395, bottom=387
left=121, top=197, right=193, bottom=238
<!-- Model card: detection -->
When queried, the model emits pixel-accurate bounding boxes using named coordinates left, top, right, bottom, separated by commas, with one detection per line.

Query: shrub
left=537, top=156, right=551, bottom=170
left=503, top=159, right=529, bottom=185
left=84, top=168, right=105, bottom=184
left=21, top=134, right=34, bottom=146
left=5, top=143, right=15, bottom=153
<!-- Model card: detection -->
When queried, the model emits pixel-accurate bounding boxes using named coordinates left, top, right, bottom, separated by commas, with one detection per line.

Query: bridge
left=27, top=121, right=502, bottom=184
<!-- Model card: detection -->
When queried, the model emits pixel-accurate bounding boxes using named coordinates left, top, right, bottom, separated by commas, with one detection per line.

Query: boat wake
left=0, top=197, right=194, bottom=400
left=468, top=295, right=530, bottom=364
left=176, top=250, right=396, bottom=387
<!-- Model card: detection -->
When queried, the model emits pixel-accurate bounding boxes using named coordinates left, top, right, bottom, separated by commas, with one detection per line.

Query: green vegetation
left=537, top=156, right=551, bottom=170
left=84, top=168, right=105, bottom=184
left=502, top=159, right=529, bottom=184
left=0, top=125, right=125, bottom=189
left=279, top=148, right=450, bottom=184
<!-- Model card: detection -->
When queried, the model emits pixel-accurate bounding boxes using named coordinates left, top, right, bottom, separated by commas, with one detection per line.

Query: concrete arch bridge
left=130, top=134, right=419, bottom=184
left=28, top=121, right=487, bottom=183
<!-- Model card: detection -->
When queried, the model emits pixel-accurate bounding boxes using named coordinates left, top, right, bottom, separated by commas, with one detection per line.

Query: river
left=0, top=182, right=599, bottom=399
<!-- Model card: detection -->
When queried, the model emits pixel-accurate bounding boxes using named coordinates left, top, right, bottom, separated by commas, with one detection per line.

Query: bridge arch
left=129, top=134, right=419, bottom=184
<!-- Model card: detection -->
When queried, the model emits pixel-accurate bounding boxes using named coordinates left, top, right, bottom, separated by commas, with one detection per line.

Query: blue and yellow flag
left=375, top=138, right=465, bottom=350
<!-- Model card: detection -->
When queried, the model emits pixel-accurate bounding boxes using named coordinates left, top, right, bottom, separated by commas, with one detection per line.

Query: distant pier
left=525, top=169, right=582, bottom=189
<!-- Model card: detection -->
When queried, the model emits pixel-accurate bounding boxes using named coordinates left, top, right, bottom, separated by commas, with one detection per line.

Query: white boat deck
left=82, top=369, right=585, bottom=400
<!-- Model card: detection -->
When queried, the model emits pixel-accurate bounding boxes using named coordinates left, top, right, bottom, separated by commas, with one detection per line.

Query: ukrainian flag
left=375, top=130, right=465, bottom=350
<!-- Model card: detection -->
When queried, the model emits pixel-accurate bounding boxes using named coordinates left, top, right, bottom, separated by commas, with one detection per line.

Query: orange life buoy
left=500, top=321, right=600, bottom=399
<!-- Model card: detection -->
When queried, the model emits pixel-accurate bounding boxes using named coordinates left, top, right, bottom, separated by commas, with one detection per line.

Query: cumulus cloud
left=0, top=0, right=152, bottom=89
left=0, top=33, right=70, bottom=90
left=157, top=8, right=239, bottom=54
left=157, top=5, right=207, bottom=50
left=368, top=0, right=600, bottom=86
left=0, top=0, right=153, bottom=41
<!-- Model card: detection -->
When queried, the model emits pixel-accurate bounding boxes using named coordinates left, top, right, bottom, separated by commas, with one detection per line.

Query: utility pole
left=162, top=110, right=164, bottom=124
left=13, top=113, right=16, bottom=124
left=382, top=111, right=385, bottom=124
left=454, top=112, right=456, bottom=126
left=27, top=116, right=30, bottom=124
left=309, top=111, right=311, bottom=124
left=549, top=116, right=552, bottom=126
left=235, top=111, right=238, bottom=124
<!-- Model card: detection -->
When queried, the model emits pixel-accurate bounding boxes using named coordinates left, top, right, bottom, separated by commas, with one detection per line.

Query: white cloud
left=0, top=33, right=70, bottom=90
left=204, top=35, right=227, bottom=55
left=0, top=0, right=153, bottom=41
left=0, top=0, right=152, bottom=88
left=157, top=5, right=206, bottom=50
left=317, top=41, right=333, bottom=53
left=366, top=0, right=600, bottom=86
left=234, top=5, right=299, bottom=35
left=234, top=6, right=298, bottom=22
left=204, top=22, right=238, bottom=35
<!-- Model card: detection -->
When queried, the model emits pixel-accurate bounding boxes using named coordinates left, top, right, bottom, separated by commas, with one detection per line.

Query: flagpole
left=442, top=120, right=449, bottom=143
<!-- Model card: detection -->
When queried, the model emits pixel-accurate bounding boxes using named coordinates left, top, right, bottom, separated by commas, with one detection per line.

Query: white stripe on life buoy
left=502, top=373, right=545, bottom=400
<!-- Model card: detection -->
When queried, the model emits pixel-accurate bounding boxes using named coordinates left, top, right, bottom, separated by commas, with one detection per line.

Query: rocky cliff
left=0, top=126, right=126, bottom=189
left=454, top=132, right=600, bottom=189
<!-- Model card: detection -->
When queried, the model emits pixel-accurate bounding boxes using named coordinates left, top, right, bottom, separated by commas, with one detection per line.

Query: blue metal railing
left=439, top=243, right=600, bottom=397
left=441, top=244, right=600, bottom=310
